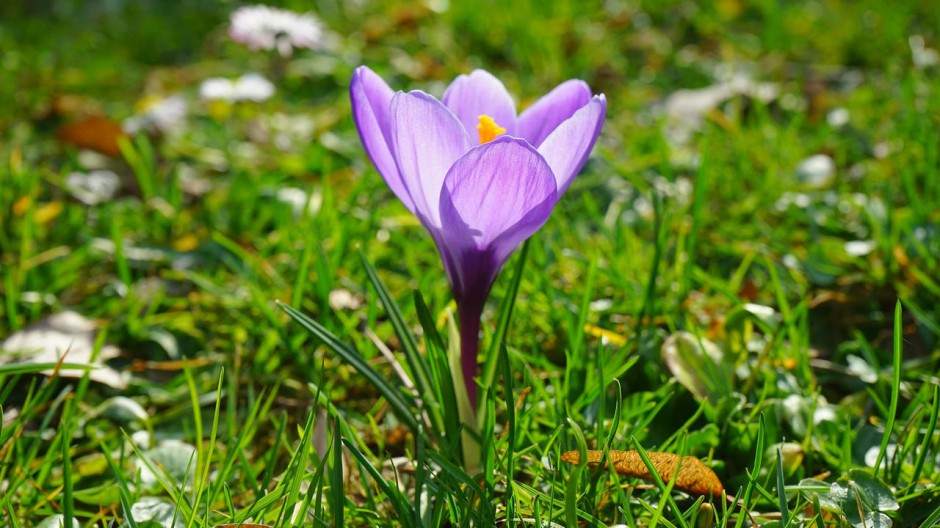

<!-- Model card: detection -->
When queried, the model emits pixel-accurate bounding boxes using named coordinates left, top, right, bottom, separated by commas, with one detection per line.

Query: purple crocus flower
left=350, top=66, right=606, bottom=407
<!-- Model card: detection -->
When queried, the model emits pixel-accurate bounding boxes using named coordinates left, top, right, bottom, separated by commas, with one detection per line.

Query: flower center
left=477, top=114, right=505, bottom=144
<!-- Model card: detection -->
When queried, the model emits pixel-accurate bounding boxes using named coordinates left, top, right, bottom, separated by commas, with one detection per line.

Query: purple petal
left=517, top=79, right=593, bottom=148
left=438, top=136, right=557, bottom=295
left=537, top=94, right=606, bottom=196
left=442, top=70, right=517, bottom=140
left=390, top=90, right=473, bottom=227
left=350, top=66, right=414, bottom=212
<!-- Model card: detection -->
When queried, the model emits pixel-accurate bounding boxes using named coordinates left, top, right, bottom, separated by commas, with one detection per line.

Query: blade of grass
left=513, top=481, right=607, bottom=526
left=415, top=290, right=459, bottom=445
left=732, top=412, right=765, bottom=528
left=874, top=300, right=903, bottom=477
left=775, top=446, right=789, bottom=527
left=0, top=363, right=96, bottom=375
left=682, top=139, right=708, bottom=299
left=278, top=301, right=419, bottom=433
left=565, top=418, right=588, bottom=528
left=360, top=252, right=436, bottom=423
left=181, top=362, right=204, bottom=500
left=566, top=257, right=598, bottom=405
left=343, top=438, right=418, bottom=523
left=921, top=501, right=940, bottom=528
left=100, top=440, right=140, bottom=528
left=209, top=386, right=278, bottom=505
left=330, top=418, right=344, bottom=528
left=811, top=491, right=825, bottom=528
left=189, top=368, right=224, bottom=528
left=635, top=192, right=666, bottom=343
left=426, top=449, right=494, bottom=523
left=630, top=437, right=690, bottom=528
left=500, top=343, right=517, bottom=526
left=276, top=408, right=316, bottom=526
left=909, top=383, right=939, bottom=487
left=604, top=379, right=623, bottom=450
left=290, top=224, right=316, bottom=308
left=61, top=403, right=74, bottom=528
left=480, top=239, right=530, bottom=410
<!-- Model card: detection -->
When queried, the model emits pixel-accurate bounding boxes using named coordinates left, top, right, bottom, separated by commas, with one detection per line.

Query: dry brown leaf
left=56, top=116, right=126, bottom=157
left=560, top=449, right=724, bottom=497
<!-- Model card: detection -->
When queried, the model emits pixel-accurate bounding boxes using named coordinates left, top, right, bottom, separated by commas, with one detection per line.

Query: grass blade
left=360, top=252, right=436, bottom=420
left=480, top=240, right=530, bottom=410
left=874, top=300, right=903, bottom=477
left=330, top=418, right=344, bottom=528
left=630, top=437, right=691, bottom=528
left=415, top=290, right=460, bottom=444
left=343, top=438, right=417, bottom=523
left=278, top=301, right=419, bottom=433
left=732, top=412, right=765, bottom=528
left=775, top=446, right=789, bottom=526
left=910, top=383, right=940, bottom=487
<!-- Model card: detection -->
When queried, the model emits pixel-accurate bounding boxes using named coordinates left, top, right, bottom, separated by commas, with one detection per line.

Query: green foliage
left=1, top=0, right=939, bottom=526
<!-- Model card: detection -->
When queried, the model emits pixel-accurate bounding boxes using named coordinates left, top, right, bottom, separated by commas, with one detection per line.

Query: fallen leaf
left=0, top=311, right=127, bottom=388
left=56, top=116, right=126, bottom=157
left=560, top=449, right=724, bottom=497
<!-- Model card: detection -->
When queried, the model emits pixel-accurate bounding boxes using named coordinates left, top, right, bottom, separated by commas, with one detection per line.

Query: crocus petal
left=537, top=94, right=607, bottom=196
left=438, top=136, right=557, bottom=295
left=390, top=90, right=473, bottom=227
left=442, top=70, right=517, bottom=139
left=350, top=66, right=415, bottom=213
left=517, top=79, right=593, bottom=147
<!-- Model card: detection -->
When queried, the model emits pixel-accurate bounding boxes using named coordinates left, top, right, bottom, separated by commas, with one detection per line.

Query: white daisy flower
left=229, top=5, right=326, bottom=57
left=199, top=73, right=275, bottom=102
left=199, top=78, right=238, bottom=101
left=234, top=73, right=276, bottom=101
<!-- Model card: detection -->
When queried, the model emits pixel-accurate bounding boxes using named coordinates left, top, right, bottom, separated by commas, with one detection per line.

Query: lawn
left=1, top=0, right=939, bottom=526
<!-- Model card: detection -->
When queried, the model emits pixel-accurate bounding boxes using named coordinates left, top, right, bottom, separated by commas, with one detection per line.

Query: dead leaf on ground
left=560, top=449, right=724, bottom=497
left=0, top=311, right=127, bottom=388
left=56, top=116, right=126, bottom=157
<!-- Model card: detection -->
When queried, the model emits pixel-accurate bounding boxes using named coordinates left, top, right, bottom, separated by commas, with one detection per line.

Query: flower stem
left=458, top=301, right=483, bottom=410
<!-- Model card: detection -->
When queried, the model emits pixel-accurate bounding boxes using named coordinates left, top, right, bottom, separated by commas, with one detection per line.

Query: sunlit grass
left=1, top=0, right=939, bottom=526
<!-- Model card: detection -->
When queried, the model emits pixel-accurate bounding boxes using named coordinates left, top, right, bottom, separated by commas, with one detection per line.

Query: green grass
left=1, top=0, right=939, bottom=526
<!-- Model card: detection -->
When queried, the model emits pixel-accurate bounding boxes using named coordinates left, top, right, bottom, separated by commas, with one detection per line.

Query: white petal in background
left=34, top=516, right=81, bottom=528
left=845, top=240, right=877, bottom=257
left=795, top=154, right=836, bottom=188
left=910, top=35, right=939, bottom=69
left=128, top=497, right=185, bottom=528
left=66, top=170, right=120, bottom=205
left=200, top=73, right=275, bottom=103
left=235, top=72, right=275, bottom=102
left=0, top=311, right=127, bottom=388
left=199, top=77, right=238, bottom=100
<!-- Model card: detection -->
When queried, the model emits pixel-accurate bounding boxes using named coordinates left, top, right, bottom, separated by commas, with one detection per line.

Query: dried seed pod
left=560, top=449, right=724, bottom=497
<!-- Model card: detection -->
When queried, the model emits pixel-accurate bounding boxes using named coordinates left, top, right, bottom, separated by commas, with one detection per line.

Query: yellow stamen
left=477, top=114, right=506, bottom=144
